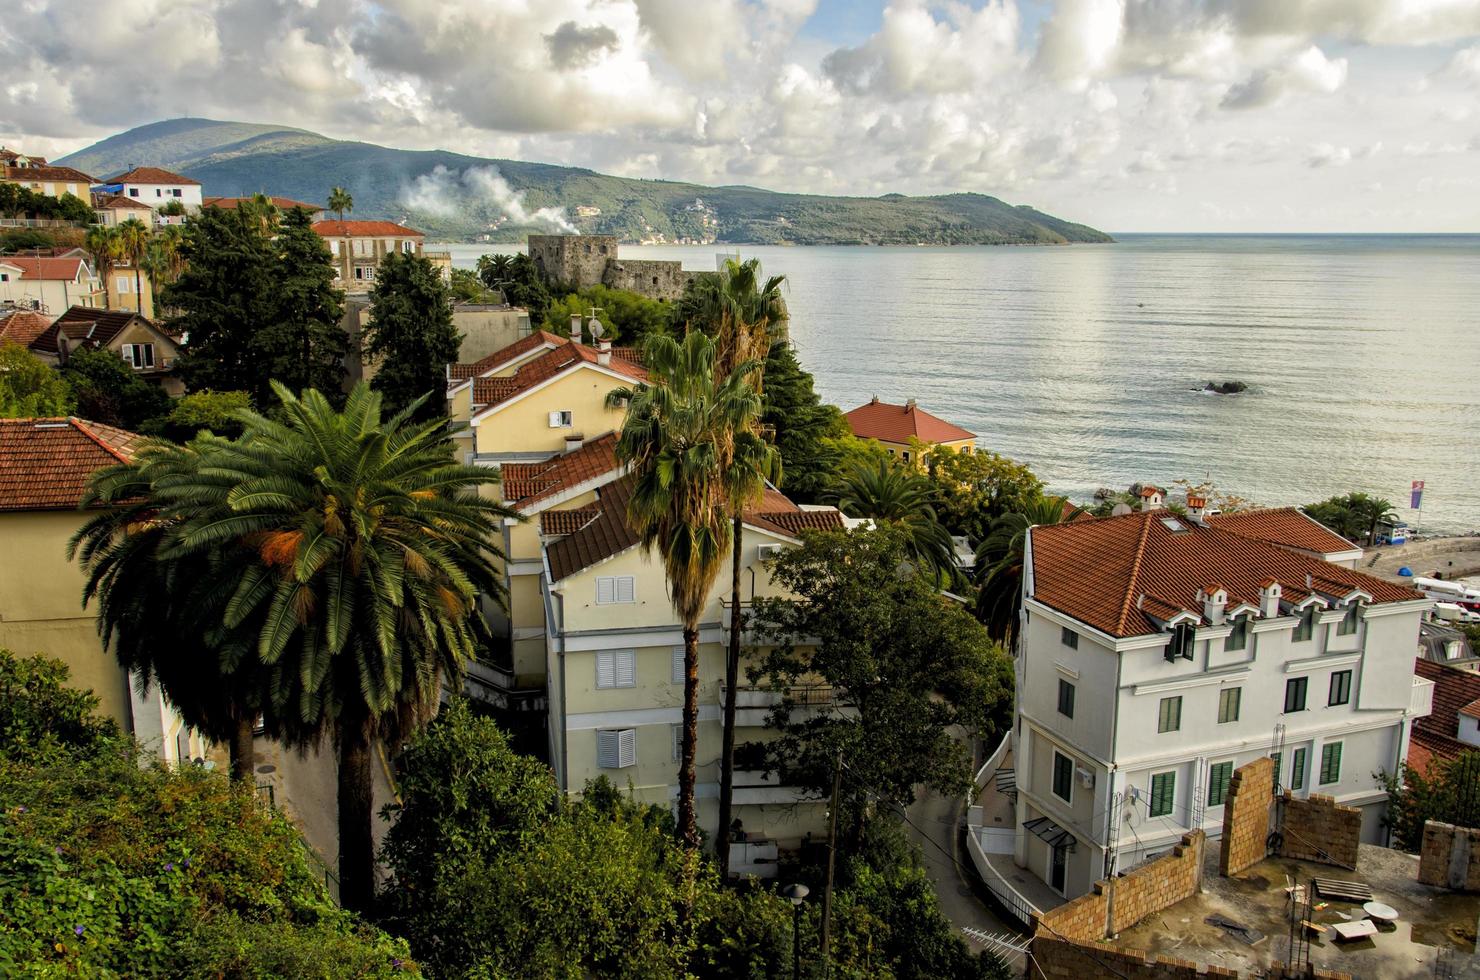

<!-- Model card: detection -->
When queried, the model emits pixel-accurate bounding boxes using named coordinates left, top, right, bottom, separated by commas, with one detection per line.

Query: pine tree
left=256, top=208, right=347, bottom=403
left=361, top=251, right=461, bottom=420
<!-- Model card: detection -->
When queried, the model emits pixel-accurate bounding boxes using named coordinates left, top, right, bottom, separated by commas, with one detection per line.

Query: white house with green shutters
left=1008, top=498, right=1432, bottom=900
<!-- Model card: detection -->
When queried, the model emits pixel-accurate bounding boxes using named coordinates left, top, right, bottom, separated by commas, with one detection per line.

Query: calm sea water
left=436, top=236, right=1480, bottom=532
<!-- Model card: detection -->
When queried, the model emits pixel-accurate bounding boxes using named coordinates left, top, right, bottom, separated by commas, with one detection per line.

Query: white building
left=1011, top=496, right=1431, bottom=900
left=98, top=167, right=203, bottom=210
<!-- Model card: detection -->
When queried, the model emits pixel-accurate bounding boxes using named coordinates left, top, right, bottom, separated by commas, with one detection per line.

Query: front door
left=1050, top=843, right=1067, bottom=894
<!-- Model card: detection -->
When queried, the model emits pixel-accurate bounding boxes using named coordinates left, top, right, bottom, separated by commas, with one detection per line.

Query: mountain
left=59, top=118, right=1113, bottom=246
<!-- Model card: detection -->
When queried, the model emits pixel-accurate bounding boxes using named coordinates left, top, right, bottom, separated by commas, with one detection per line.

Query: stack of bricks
left=1278, top=792, right=1361, bottom=869
left=1417, top=820, right=1480, bottom=891
left=1219, top=757, right=1274, bottom=877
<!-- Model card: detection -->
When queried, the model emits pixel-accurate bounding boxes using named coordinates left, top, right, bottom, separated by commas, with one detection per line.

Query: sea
left=433, top=235, right=1480, bottom=533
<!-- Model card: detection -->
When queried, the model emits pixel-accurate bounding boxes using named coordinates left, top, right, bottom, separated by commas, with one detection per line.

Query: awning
left=1023, top=816, right=1076, bottom=851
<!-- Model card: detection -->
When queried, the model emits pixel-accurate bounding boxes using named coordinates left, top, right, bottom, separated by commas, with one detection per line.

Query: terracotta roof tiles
left=471, top=342, right=645, bottom=413
left=0, top=310, right=54, bottom=347
left=106, top=167, right=199, bottom=186
left=1414, top=658, right=1480, bottom=743
left=539, top=508, right=602, bottom=536
left=1, top=256, right=89, bottom=282
left=204, top=195, right=320, bottom=211
left=0, top=417, right=142, bottom=511
left=312, top=219, right=423, bottom=238
left=844, top=397, right=975, bottom=444
left=450, top=330, right=567, bottom=383
left=29, top=306, right=152, bottom=355
left=3, top=164, right=95, bottom=184
left=1207, top=507, right=1360, bottom=557
left=501, top=433, right=621, bottom=510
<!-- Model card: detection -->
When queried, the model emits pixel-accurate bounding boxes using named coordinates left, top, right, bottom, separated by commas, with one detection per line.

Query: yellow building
left=30, top=307, right=184, bottom=396
left=93, top=193, right=157, bottom=228
left=0, top=418, right=201, bottom=762
left=843, top=396, right=976, bottom=465
left=1, top=159, right=95, bottom=202
left=104, top=262, right=155, bottom=320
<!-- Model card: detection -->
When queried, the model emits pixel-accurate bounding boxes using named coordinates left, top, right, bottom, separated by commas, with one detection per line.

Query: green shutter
left=1292, top=748, right=1306, bottom=790
left=1270, top=753, right=1282, bottom=791
left=1218, top=687, right=1241, bottom=724
left=1159, top=696, right=1182, bottom=733
left=1320, top=743, right=1342, bottom=785
left=1208, top=761, right=1234, bottom=806
left=1150, top=772, right=1175, bottom=818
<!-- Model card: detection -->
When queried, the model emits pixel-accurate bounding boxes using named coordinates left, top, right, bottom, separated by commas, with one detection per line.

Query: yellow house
left=1, top=161, right=95, bottom=202
left=843, top=396, right=976, bottom=466
left=0, top=418, right=202, bottom=762
left=104, top=262, right=155, bottom=320
left=30, top=306, right=184, bottom=396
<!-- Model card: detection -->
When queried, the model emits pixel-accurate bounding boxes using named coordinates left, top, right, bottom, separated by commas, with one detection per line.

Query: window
left=548, top=410, right=574, bottom=428
left=595, top=575, right=635, bottom=605
left=1270, top=752, right=1282, bottom=791
left=1284, top=676, right=1307, bottom=713
left=401, top=240, right=414, bottom=254
left=129, top=188, right=139, bottom=197
left=1158, top=696, right=1182, bottom=733
left=671, top=724, right=682, bottom=762
left=1218, top=687, right=1241, bottom=724
left=120, top=343, right=154, bottom=369
left=0, top=273, right=8, bottom=282
left=1337, top=604, right=1360, bottom=636
left=901, top=451, right=911, bottom=463
left=116, top=276, right=129, bottom=293
left=363, top=267, right=375, bottom=281
left=1291, top=747, right=1307, bottom=790
left=171, top=188, right=182, bottom=197
left=596, top=728, right=636, bottom=769
left=1166, top=623, right=1195, bottom=662
left=1208, top=761, right=1234, bottom=807
left=330, top=240, right=340, bottom=256
left=1319, top=742, right=1342, bottom=785
left=155, top=188, right=162, bottom=197
left=1225, top=616, right=1249, bottom=651
left=595, top=649, right=636, bottom=689
left=1057, top=679, right=1075, bottom=719
left=1060, top=627, right=1078, bottom=650
left=1328, top=670, right=1352, bottom=706
left=671, top=646, right=685, bottom=684
left=1052, top=751, right=1073, bottom=802
left=1293, top=607, right=1315, bottom=642
left=1149, top=771, right=1176, bottom=817
left=353, top=239, right=370, bottom=256
left=354, top=267, right=364, bottom=280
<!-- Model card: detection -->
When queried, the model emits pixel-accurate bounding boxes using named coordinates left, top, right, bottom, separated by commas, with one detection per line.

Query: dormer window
left=1337, top=603, right=1360, bottom=636
left=1165, top=623, right=1195, bottom=662
left=1293, top=607, right=1316, bottom=642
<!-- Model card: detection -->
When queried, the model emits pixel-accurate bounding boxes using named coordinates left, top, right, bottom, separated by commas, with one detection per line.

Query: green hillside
left=59, top=118, right=1112, bottom=245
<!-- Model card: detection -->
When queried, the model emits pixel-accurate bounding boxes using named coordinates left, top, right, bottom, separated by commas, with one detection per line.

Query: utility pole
left=820, top=747, right=842, bottom=977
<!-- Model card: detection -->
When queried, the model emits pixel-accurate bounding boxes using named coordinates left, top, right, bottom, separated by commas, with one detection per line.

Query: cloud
left=399, top=165, right=577, bottom=232
left=1222, top=46, right=1348, bottom=109
left=1440, top=42, right=1480, bottom=83
left=544, top=22, right=621, bottom=70
left=822, top=0, right=1020, bottom=97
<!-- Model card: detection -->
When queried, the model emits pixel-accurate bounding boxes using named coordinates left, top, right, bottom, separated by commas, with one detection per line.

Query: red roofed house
left=100, top=166, right=203, bottom=210
left=0, top=255, right=104, bottom=314
left=2, top=159, right=95, bottom=202
left=844, top=396, right=976, bottom=465
left=29, top=306, right=184, bottom=395
left=204, top=195, right=325, bottom=220
left=0, top=418, right=201, bottom=762
left=0, top=309, right=54, bottom=347
left=1007, top=503, right=1432, bottom=899
left=94, top=193, right=157, bottom=228
left=312, top=219, right=451, bottom=290
left=1408, top=659, right=1480, bottom=775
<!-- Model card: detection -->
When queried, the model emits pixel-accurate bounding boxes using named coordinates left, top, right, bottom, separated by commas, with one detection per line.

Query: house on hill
left=96, top=167, right=203, bottom=210
left=204, top=195, right=325, bottom=220
left=0, top=255, right=104, bottom=314
left=1409, top=658, right=1480, bottom=775
left=843, top=395, right=976, bottom=464
left=30, top=306, right=183, bottom=395
left=312, top=219, right=450, bottom=289
left=2, top=161, right=96, bottom=202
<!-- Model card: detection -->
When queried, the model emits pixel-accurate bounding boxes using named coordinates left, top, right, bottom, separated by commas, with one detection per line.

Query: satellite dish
left=1111, top=503, right=1133, bottom=517
left=588, top=318, right=604, bottom=340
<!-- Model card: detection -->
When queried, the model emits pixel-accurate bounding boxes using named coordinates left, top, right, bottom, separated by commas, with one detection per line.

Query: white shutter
left=615, top=649, right=636, bottom=687
left=597, top=730, right=619, bottom=768
left=619, top=728, right=637, bottom=768
left=615, top=576, right=635, bottom=603
left=549, top=411, right=563, bottom=428
left=595, top=651, right=616, bottom=689
left=671, top=645, right=685, bottom=684
left=596, top=577, right=616, bottom=604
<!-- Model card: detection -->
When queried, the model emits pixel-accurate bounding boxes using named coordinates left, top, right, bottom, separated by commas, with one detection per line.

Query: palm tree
left=973, top=495, right=1083, bottom=641
left=328, top=186, right=353, bottom=226
left=117, top=217, right=150, bottom=314
left=606, top=331, right=767, bottom=852
left=685, top=258, right=787, bottom=878
left=84, top=225, right=122, bottom=310
left=830, top=459, right=955, bottom=577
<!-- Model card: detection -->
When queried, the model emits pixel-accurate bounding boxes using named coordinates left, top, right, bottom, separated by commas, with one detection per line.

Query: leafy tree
left=328, top=186, right=353, bottom=224
left=544, top=283, right=673, bottom=344
left=254, top=207, right=347, bottom=402
left=750, top=526, right=1013, bottom=847
left=449, top=267, right=494, bottom=302
left=139, top=389, right=251, bottom=441
left=478, top=251, right=550, bottom=324
left=0, top=651, right=119, bottom=761
left=157, top=198, right=187, bottom=217
left=59, top=346, right=171, bottom=430
left=972, top=495, right=1083, bottom=641
left=0, top=341, right=73, bottom=417
left=362, top=251, right=460, bottom=421
left=830, top=459, right=956, bottom=578
left=761, top=341, right=852, bottom=502
left=1, top=227, right=55, bottom=251
left=606, top=331, right=767, bottom=852
left=1380, top=751, right=1480, bottom=852
left=0, top=185, right=93, bottom=222
left=117, top=217, right=150, bottom=313
left=1306, top=492, right=1396, bottom=546
left=84, top=225, right=122, bottom=309
left=921, top=444, right=1044, bottom=542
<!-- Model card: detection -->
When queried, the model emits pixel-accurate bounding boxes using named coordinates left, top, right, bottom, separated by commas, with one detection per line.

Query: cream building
left=99, top=167, right=204, bottom=211
left=30, top=306, right=184, bottom=396
left=2, top=160, right=95, bottom=202
left=0, top=418, right=202, bottom=763
left=0, top=255, right=103, bottom=313
left=843, top=396, right=976, bottom=466
left=312, top=219, right=452, bottom=291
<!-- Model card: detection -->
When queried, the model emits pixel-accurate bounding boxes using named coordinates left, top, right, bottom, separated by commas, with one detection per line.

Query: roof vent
left=1160, top=516, right=1186, bottom=532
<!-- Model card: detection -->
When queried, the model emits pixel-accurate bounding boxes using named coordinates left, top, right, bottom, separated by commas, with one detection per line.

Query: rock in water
left=1204, top=380, right=1248, bottom=395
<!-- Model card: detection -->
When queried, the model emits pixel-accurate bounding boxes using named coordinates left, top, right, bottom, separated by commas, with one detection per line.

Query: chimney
left=597, top=339, right=612, bottom=366
left=565, top=433, right=585, bottom=453
left=1139, top=486, right=1164, bottom=512
left=1260, top=579, right=1282, bottom=618
left=570, top=313, right=582, bottom=345
left=1186, top=494, right=1207, bottom=525
left=870, top=395, right=879, bottom=404
left=1200, top=585, right=1227, bottom=626
left=905, top=398, right=917, bottom=411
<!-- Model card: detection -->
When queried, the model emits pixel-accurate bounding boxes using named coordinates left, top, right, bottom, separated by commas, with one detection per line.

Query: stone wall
left=527, top=234, right=617, bottom=290
left=1418, top=820, right=1480, bottom=891
left=1219, top=757, right=1274, bottom=877
left=1278, top=792, right=1361, bottom=869
left=1033, top=830, right=1206, bottom=944
left=601, top=258, right=694, bottom=301
left=1032, top=937, right=1354, bottom=979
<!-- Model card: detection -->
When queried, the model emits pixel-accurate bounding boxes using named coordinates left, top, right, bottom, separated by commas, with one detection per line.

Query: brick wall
left=1033, top=885, right=1108, bottom=943
left=1418, top=820, right=1480, bottom=891
left=1219, top=757, right=1274, bottom=877
left=1278, top=792, right=1361, bottom=869
left=1031, top=936, right=1355, bottom=979
left=1033, top=831, right=1206, bottom=944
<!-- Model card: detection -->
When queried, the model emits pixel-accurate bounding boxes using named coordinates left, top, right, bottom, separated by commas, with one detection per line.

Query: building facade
left=0, top=255, right=103, bottom=313
left=843, top=396, right=977, bottom=465
left=98, top=167, right=203, bottom=210
left=526, top=234, right=695, bottom=301
left=2, top=162, right=96, bottom=202
left=30, top=306, right=184, bottom=396
left=1011, top=495, right=1430, bottom=900
left=312, top=219, right=450, bottom=290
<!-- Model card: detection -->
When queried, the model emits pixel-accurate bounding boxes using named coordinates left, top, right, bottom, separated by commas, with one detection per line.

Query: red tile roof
left=312, top=219, right=423, bottom=238
left=1414, top=658, right=1480, bottom=743
left=106, top=167, right=200, bottom=186
left=204, top=195, right=320, bottom=212
left=0, top=417, right=143, bottom=511
left=844, top=397, right=975, bottom=444
left=1, top=256, right=89, bottom=282
left=0, top=310, right=54, bottom=347
left=472, top=343, right=646, bottom=413
left=1207, top=508, right=1360, bottom=557
left=450, top=330, right=567, bottom=383
left=1407, top=726, right=1459, bottom=776
left=540, top=508, right=602, bottom=536
left=3, top=164, right=95, bottom=184
left=1028, top=509, right=1423, bottom=639
left=502, top=433, right=621, bottom=511
left=29, top=306, right=154, bottom=355
left=94, top=193, right=152, bottom=210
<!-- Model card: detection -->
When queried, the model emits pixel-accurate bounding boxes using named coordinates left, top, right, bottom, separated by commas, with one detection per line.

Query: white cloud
left=822, top=0, right=1021, bottom=97
left=1222, top=45, right=1349, bottom=109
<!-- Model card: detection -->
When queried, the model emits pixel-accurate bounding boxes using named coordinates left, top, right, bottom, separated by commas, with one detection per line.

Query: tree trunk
left=228, top=714, right=255, bottom=783
left=337, top=731, right=377, bottom=915
left=717, top=515, right=743, bottom=880
left=678, top=624, right=701, bottom=851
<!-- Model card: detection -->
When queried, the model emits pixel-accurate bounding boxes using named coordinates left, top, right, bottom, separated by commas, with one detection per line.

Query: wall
left=1278, top=792, right=1361, bottom=869
left=1030, top=940, right=1351, bottom=980
left=527, top=234, right=616, bottom=289
left=1032, top=830, right=1205, bottom=942
left=1220, top=757, right=1273, bottom=876
left=601, top=259, right=693, bottom=301
left=471, top=365, right=630, bottom=457
left=1418, top=821, right=1480, bottom=891
left=454, top=306, right=530, bottom=363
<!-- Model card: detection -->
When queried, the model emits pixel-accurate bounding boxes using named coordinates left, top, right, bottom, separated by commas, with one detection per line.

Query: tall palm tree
left=973, top=495, right=1083, bottom=641
left=328, top=186, right=353, bottom=226
left=83, top=225, right=122, bottom=310
left=116, top=217, right=150, bottom=314
left=605, top=332, right=767, bottom=852
left=830, top=459, right=956, bottom=577
left=685, top=258, right=787, bottom=879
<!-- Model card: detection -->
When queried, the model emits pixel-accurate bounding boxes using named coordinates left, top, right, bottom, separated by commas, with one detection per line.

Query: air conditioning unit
left=755, top=544, right=783, bottom=561
left=1076, top=767, right=1095, bottom=789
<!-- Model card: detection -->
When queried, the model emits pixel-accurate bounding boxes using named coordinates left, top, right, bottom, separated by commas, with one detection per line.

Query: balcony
left=732, top=769, right=823, bottom=807
left=462, top=657, right=545, bottom=712
left=1410, top=674, right=1435, bottom=718
left=717, top=682, right=835, bottom=727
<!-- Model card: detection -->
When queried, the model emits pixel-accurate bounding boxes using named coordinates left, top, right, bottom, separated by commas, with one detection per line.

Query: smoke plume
left=399, top=164, right=576, bottom=232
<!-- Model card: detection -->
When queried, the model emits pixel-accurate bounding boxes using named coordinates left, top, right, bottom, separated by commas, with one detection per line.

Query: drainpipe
left=553, top=589, right=569, bottom=790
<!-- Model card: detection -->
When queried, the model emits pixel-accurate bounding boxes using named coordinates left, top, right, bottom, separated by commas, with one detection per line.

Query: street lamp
left=780, top=882, right=810, bottom=980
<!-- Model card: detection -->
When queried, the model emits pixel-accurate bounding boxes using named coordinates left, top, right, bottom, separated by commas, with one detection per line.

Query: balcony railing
left=463, top=657, right=545, bottom=712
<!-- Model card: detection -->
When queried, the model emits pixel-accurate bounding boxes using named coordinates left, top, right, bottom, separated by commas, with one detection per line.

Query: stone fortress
left=526, top=234, right=696, bottom=301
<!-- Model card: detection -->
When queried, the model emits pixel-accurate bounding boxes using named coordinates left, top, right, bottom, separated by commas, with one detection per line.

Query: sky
left=4, top=0, right=1480, bottom=232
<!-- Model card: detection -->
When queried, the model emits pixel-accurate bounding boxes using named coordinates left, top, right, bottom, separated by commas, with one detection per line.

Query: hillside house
left=30, top=306, right=183, bottom=395
left=0, top=255, right=103, bottom=314
left=843, top=396, right=976, bottom=465
left=97, top=167, right=203, bottom=210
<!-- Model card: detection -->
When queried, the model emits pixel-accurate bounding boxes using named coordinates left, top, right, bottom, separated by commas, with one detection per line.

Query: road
left=901, top=784, right=1017, bottom=940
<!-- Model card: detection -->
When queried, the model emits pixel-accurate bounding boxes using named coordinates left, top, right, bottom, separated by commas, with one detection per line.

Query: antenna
left=586, top=306, right=604, bottom=340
